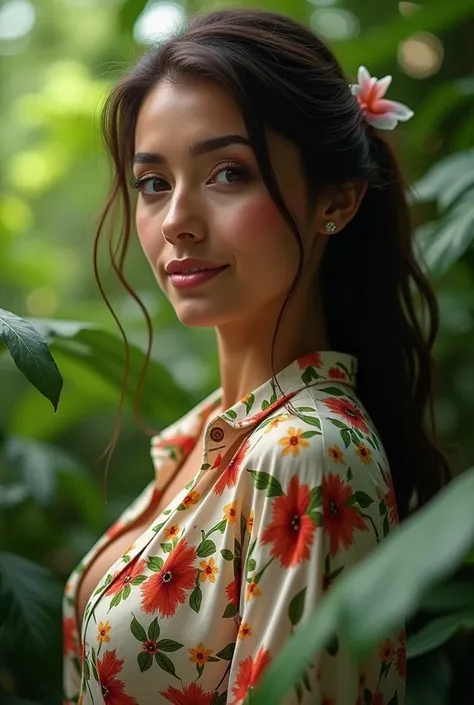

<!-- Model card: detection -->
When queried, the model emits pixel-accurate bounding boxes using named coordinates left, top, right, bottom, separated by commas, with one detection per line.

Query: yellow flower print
left=240, top=393, right=252, bottom=405
left=327, top=444, right=344, bottom=464
left=183, top=490, right=200, bottom=508
left=164, top=524, right=180, bottom=540
left=238, top=622, right=252, bottom=640
left=97, top=620, right=111, bottom=644
left=200, top=557, right=219, bottom=583
left=188, top=642, right=214, bottom=665
left=356, top=442, right=373, bottom=465
left=278, top=427, right=310, bottom=457
left=246, top=581, right=261, bottom=601
left=223, top=501, right=237, bottom=525
left=264, top=413, right=293, bottom=433
left=247, top=511, right=254, bottom=535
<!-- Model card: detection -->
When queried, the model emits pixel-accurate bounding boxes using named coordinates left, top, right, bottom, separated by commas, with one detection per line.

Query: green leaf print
left=289, top=587, right=307, bottom=626
left=197, top=539, right=216, bottom=557
left=309, top=511, right=323, bottom=527
left=197, top=662, right=204, bottom=679
left=328, top=418, right=348, bottom=430
left=248, top=470, right=284, bottom=497
left=221, top=549, right=234, bottom=561
left=190, top=585, right=202, bottom=613
left=341, top=428, right=351, bottom=449
left=109, top=591, right=122, bottom=609
left=244, top=393, right=255, bottom=413
left=383, top=515, right=390, bottom=538
left=130, top=616, right=148, bottom=642
left=297, top=414, right=322, bottom=429
left=211, top=691, right=227, bottom=705
left=300, top=430, right=320, bottom=439
left=347, top=467, right=353, bottom=481
left=148, top=556, right=164, bottom=572
left=223, top=603, right=238, bottom=618
left=307, top=486, right=322, bottom=512
left=379, top=499, right=387, bottom=516
left=148, top=618, right=160, bottom=640
left=354, top=491, right=375, bottom=508
left=152, top=522, right=166, bottom=533
left=387, top=693, right=399, bottom=705
left=138, top=651, right=153, bottom=672
left=224, top=408, right=238, bottom=420
left=122, top=584, right=131, bottom=600
left=156, top=639, right=184, bottom=652
left=83, top=656, right=90, bottom=680
left=155, top=652, right=179, bottom=679
left=122, top=554, right=131, bottom=563
left=216, top=642, right=236, bottom=660
left=319, top=387, right=346, bottom=396
left=325, top=634, right=339, bottom=656
left=131, top=575, right=147, bottom=586
left=247, top=558, right=257, bottom=572
left=161, top=542, right=173, bottom=553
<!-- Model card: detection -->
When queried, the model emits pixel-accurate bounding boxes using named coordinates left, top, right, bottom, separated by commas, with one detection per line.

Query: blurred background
left=0, top=0, right=473, bottom=703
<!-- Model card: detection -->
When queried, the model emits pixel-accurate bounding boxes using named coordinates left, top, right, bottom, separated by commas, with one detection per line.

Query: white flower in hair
left=350, top=65, right=414, bottom=130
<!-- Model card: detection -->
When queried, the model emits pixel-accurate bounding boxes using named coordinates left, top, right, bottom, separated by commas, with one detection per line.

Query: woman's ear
left=314, top=179, right=368, bottom=234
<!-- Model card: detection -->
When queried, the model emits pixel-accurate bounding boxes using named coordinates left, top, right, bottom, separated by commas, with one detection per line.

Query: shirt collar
left=152, top=349, right=357, bottom=449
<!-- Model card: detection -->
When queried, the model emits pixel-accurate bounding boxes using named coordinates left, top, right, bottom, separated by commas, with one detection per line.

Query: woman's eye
left=140, top=177, right=168, bottom=194
left=213, top=166, right=248, bottom=185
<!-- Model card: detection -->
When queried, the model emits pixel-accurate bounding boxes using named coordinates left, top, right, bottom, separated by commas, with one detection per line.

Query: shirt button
left=210, top=427, right=225, bottom=442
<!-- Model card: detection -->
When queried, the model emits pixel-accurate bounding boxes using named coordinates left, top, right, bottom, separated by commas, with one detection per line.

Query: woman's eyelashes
left=129, top=162, right=252, bottom=196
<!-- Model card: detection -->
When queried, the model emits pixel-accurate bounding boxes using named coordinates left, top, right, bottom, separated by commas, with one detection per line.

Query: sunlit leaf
left=0, top=308, right=63, bottom=411
left=407, top=609, right=474, bottom=658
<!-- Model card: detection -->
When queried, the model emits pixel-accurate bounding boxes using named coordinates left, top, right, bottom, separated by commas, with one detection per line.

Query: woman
left=63, top=8, right=449, bottom=705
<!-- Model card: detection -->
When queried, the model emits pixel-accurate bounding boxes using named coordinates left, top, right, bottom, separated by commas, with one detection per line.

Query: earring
left=325, top=221, right=337, bottom=234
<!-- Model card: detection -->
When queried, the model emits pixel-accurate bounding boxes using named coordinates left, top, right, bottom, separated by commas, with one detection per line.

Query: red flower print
left=231, top=647, right=272, bottom=704
left=106, top=522, right=123, bottom=540
left=382, top=469, right=399, bottom=525
left=225, top=576, right=240, bottom=606
left=213, top=437, right=252, bottom=495
left=373, top=694, right=384, bottom=705
left=106, top=557, right=147, bottom=596
left=323, top=473, right=368, bottom=557
left=261, top=475, right=316, bottom=567
left=379, top=639, right=395, bottom=662
left=96, top=650, right=138, bottom=705
left=328, top=367, right=346, bottom=380
left=298, top=352, right=322, bottom=369
left=160, top=681, right=214, bottom=705
left=154, top=434, right=196, bottom=459
left=63, top=617, right=75, bottom=655
left=140, top=539, right=197, bottom=617
left=396, top=630, right=406, bottom=677
left=322, top=397, right=369, bottom=434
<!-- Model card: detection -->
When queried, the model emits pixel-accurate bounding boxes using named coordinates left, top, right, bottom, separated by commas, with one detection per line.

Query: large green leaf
left=27, top=318, right=194, bottom=425
left=407, top=609, right=474, bottom=658
left=0, top=552, right=62, bottom=655
left=4, top=436, right=85, bottom=505
left=250, top=468, right=474, bottom=704
left=0, top=308, right=63, bottom=411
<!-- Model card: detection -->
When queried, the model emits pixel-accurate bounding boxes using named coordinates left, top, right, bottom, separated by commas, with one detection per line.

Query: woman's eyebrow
left=133, top=134, right=251, bottom=165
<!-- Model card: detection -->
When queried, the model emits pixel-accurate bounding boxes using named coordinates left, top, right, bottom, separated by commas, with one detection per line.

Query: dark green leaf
left=341, top=428, right=351, bottom=449
left=197, top=539, right=216, bottom=558
left=221, top=549, right=234, bottom=561
left=407, top=609, right=474, bottom=658
left=354, top=492, right=374, bottom=509
left=138, top=651, right=153, bottom=672
left=216, top=642, right=236, bottom=660
left=155, top=652, right=179, bottom=678
left=289, top=588, right=307, bottom=626
left=190, top=585, right=202, bottom=614
left=148, top=618, right=160, bottom=641
left=223, top=603, right=238, bottom=618
left=148, top=556, right=163, bottom=572
left=318, top=387, right=346, bottom=396
left=130, top=616, right=147, bottom=642
left=248, top=470, right=284, bottom=497
left=0, top=309, right=63, bottom=410
left=122, top=584, right=131, bottom=600
left=156, top=639, right=184, bottom=652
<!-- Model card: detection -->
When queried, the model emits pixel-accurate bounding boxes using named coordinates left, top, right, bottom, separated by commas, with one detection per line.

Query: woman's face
left=133, top=76, right=321, bottom=329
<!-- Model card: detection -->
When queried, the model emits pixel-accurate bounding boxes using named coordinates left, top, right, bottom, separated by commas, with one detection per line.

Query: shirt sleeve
left=226, top=402, right=405, bottom=705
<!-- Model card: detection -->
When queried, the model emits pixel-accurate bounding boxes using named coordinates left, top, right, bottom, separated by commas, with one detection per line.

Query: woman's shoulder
left=241, top=382, right=397, bottom=524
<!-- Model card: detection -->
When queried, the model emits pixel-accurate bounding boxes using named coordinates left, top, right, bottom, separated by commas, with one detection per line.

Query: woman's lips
left=169, top=265, right=229, bottom=289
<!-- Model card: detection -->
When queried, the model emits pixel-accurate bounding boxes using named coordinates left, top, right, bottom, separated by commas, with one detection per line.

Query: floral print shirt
left=63, top=350, right=405, bottom=705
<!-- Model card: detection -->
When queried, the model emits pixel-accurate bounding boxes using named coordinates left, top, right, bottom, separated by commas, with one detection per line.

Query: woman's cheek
left=136, top=210, right=159, bottom=261
left=218, top=196, right=285, bottom=247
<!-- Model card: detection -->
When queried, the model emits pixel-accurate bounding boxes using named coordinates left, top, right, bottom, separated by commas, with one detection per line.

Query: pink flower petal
left=357, top=65, right=372, bottom=94
left=373, top=74, right=392, bottom=100
left=377, top=99, right=414, bottom=121
left=364, top=111, right=399, bottom=130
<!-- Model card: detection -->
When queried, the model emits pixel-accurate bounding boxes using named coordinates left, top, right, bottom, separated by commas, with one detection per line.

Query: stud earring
left=325, top=221, right=337, bottom=234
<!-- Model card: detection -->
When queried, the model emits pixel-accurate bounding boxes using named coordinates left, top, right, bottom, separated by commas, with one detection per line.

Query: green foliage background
left=0, top=0, right=473, bottom=703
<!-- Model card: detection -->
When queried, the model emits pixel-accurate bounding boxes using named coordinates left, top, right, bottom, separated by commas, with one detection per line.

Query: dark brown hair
left=94, top=7, right=449, bottom=518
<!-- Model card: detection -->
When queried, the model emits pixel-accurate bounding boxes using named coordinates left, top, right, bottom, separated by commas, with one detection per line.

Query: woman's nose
left=160, top=189, right=205, bottom=245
